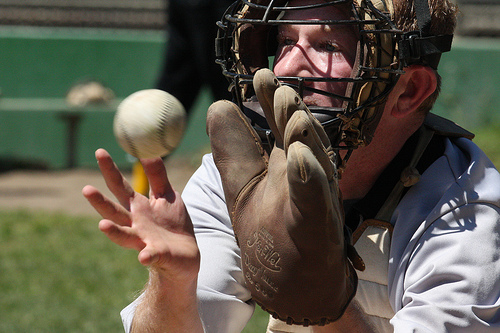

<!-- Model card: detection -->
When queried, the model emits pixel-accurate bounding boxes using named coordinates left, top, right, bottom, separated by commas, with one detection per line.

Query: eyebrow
left=278, top=21, right=357, bottom=37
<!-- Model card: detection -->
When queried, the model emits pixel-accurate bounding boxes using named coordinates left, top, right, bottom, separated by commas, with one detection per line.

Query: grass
left=0, top=209, right=270, bottom=332
left=0, top=125, right=498, bottom=332
left=243, top=307, right=270, bottom=332
left=472, top=124, right=500, bottom=168
left=0, top=210, right=148, bottom=332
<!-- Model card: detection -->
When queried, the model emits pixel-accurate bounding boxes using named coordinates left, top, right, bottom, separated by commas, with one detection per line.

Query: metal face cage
left=215, top=0, right=452, bottom=164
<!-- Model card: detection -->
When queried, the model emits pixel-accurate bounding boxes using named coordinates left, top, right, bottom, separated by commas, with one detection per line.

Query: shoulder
left=440, top=137, right=500, bottom=206
left=393, top=136, right=500, bottom=232
left=389, top=136, right=500, bottom=313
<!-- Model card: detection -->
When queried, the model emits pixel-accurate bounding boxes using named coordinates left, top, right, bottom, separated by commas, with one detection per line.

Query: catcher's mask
left=215, top=0, right=453, bottom=164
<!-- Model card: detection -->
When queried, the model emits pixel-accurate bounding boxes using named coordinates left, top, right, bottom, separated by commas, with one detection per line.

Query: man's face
left=273, top=0, right=358, bottom=109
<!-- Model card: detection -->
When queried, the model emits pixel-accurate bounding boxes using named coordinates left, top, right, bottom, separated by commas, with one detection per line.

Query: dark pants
left=156, top=0, right=234, bottom=113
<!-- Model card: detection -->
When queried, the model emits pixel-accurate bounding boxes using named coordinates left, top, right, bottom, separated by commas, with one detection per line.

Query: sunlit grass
left=473, top=125, right=500, bottom=168
left=0, top=209, right=270, bottom=332
left=0, top=210, right=147, bottom=332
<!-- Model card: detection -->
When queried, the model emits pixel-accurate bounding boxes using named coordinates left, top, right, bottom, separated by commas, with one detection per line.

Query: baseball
left=113, top=89, right=187, bottom=159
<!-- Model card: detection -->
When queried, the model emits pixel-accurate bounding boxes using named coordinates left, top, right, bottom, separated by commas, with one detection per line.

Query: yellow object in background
left=132, top=161, right=149, bottom=196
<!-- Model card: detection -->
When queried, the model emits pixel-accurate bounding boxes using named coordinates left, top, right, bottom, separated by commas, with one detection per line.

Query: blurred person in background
left=156, top=0, right=234, bottom=112
left=133, top=0, right=235, bottom=195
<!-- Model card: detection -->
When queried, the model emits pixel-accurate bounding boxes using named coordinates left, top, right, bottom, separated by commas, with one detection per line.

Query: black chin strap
left=398, top=0, right=454, bottom=69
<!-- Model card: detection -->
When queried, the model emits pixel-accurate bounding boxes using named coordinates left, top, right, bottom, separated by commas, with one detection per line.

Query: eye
left=322, top=42, right=339, bottom=52
left=278, top=36, right=295, bottom=47
left=277, top=31, right=296, bottom=47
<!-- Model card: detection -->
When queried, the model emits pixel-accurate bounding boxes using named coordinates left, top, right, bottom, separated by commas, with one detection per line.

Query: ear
left=389, top=65, right=437, bottom=119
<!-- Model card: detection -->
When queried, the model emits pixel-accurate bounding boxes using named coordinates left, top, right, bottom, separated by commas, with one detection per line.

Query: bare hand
left=82, top=149, right=200, bottom=282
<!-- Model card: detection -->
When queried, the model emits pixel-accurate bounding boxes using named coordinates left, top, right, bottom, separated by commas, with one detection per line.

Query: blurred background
left=0, top=0, right=498, bottom=332
left=0, top=0, right=213, bottom=171
left=0, top=0, right=499, bottom=170
left=0, top=0, right=499, bottom=171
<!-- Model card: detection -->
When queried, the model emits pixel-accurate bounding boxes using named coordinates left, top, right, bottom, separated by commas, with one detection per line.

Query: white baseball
left=113, top=89, right=187, bottom=159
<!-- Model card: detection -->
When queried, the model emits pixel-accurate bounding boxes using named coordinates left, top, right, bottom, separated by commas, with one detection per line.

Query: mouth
left=243, top=96, right=341, bottom=127
left=302, top=95, right=320, bottom=107
left=279, top=79, right=348, bottom=110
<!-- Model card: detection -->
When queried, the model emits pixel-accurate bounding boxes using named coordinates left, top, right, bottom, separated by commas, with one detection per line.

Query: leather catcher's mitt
left=206, top=69, right=363, bottom=326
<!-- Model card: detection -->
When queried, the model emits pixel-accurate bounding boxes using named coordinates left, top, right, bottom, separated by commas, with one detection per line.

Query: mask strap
left=414, top=0, right=432, bottom=36
left=398, top=0, right=453, bottom=69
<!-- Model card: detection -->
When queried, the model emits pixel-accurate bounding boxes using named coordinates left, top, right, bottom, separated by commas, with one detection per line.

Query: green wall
left=0, top=27, right=165, bottom=98
left=434, top=37, right=500, bottom=128
left=0, top=27, right=211, bottom=169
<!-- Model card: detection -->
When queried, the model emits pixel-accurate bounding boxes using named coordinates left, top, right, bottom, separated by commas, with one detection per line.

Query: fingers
left=273, top=85, right=335, bottom=179
left=95, top=149, right=135, bottom=210
left=87, top=150, right=199, bottom=276
left=273, top=85, right=307, bottom=140
left=82, top=185, right=145, bottom=250
left=279, top=88, right=343, bottom=239
left=284, top=110, right=335, bottom=180
left=140, top=157, right=174, bottom=201
left=97, top=147, right=174, bottom=203
left=82, top=185, right=132, bottom=226
left=287, top=141, right=331, bottom=210
left=254, top=68, right=283, bottom=146
left=99, top=219, right=146, bottom=251
left=207, top=100, right=268, bottom=209
left=287, top=141, right=344, bottom=241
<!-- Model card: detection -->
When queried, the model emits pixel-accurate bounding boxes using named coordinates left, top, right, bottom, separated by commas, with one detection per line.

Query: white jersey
left=121, top=137, right=500, bottom=332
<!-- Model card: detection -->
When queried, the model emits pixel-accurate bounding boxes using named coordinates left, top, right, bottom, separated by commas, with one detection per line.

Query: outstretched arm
left=82, top=149, right=204, bottom=332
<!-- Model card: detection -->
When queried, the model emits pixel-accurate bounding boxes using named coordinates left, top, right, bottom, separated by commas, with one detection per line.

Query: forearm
left=131, top=269, right=204, bottom=333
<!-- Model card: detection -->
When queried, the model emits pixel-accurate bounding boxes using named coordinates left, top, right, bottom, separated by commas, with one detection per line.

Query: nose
left=273, top=43, right=313, bottom=78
